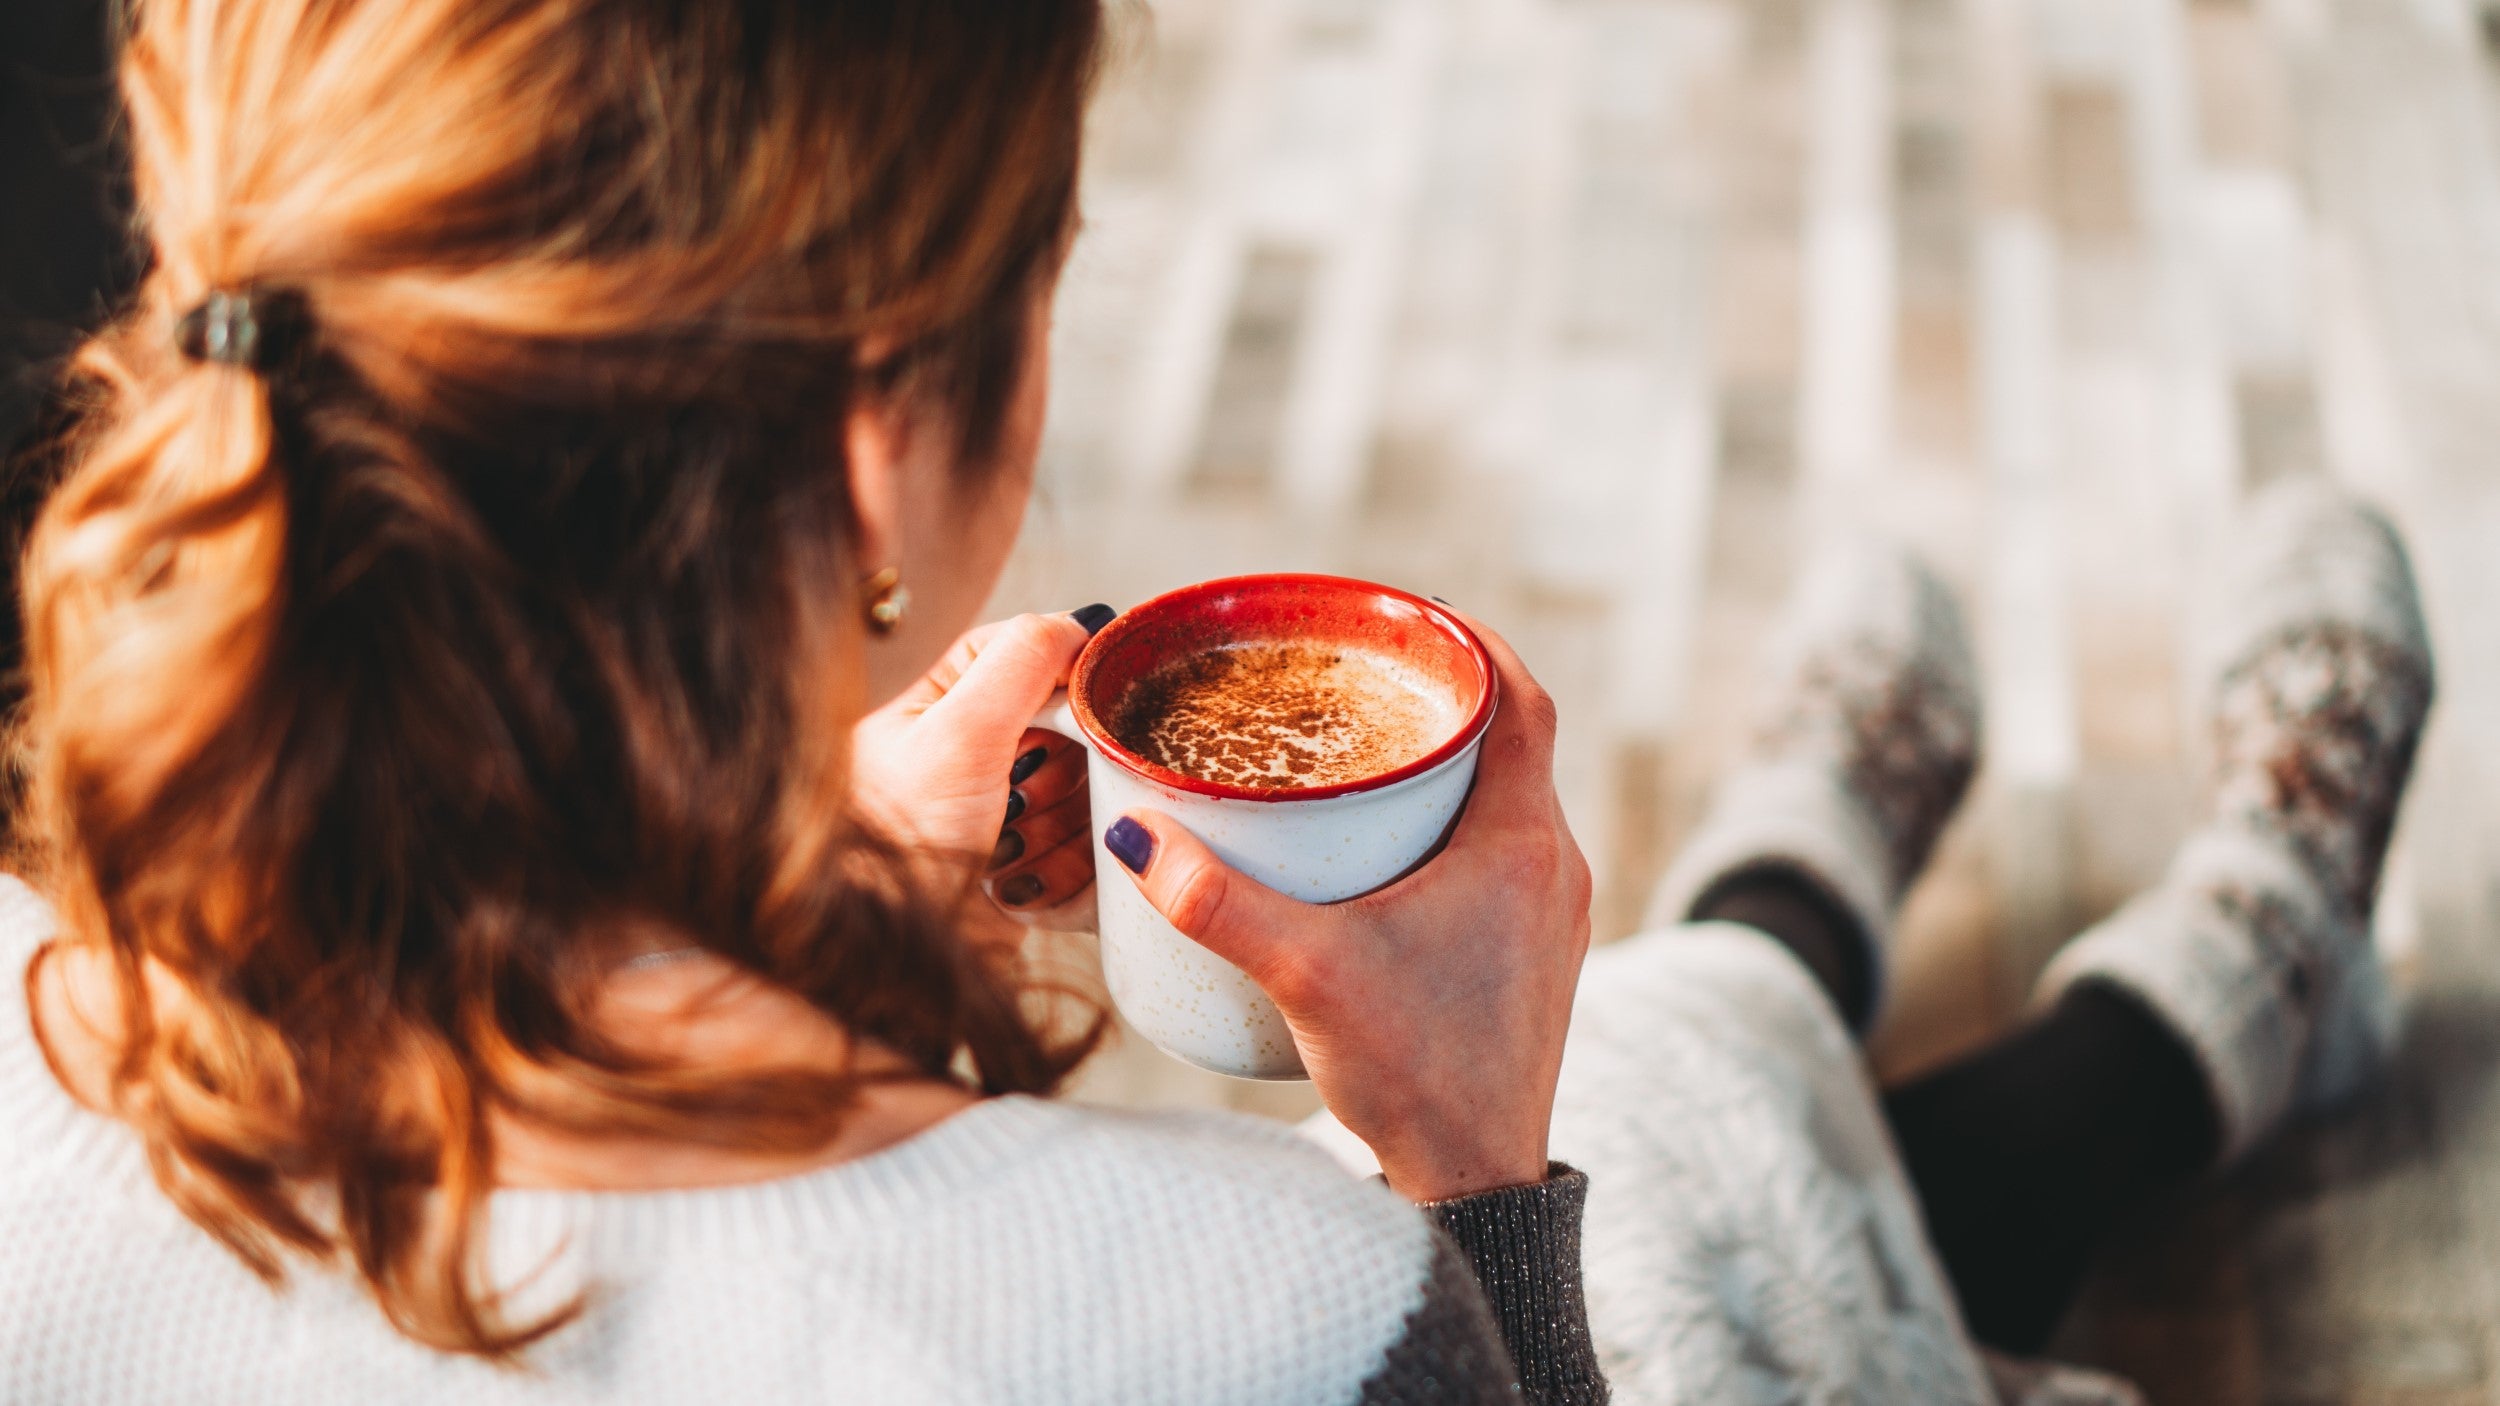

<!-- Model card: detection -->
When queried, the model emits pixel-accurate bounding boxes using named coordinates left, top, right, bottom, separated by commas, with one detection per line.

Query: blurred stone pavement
left=988, top=1, right=2500, bottom=1398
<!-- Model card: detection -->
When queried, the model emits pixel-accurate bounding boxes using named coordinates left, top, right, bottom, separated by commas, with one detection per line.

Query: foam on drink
left=1105, top=641, right=1465, bottom=791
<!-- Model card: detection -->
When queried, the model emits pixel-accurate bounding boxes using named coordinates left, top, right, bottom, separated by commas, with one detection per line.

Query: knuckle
left=1258, top=943, right=1329, bottom=1007
left=1566, top=846, right=1595, bottom=909
left=1520, top=838, right=1559, bottom=883
left=1512, top=681, right=1560, bottom=737
left=1490, top=824, right=1590, bottom=911
left=1492, top=835, right=1557, bottom=893
left=1165, top=860, right=1232, bottom=939
left=1003, top=612, right=1060, bottom=651
left=987, top=612, right=1063, bottom=656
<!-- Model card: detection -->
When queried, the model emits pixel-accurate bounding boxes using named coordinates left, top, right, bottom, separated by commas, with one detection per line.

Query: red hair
left=20, top=0, right=1105, bottom=1357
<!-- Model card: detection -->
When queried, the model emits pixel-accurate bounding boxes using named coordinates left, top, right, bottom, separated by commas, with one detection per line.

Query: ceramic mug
left=1031, top=574, right=1497, bottom=1080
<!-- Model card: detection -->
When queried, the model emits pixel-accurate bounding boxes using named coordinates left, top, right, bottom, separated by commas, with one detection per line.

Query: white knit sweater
left=0, top=879, right=1549, bottom=1405
left=3, top=876, right=2144, bottom=1405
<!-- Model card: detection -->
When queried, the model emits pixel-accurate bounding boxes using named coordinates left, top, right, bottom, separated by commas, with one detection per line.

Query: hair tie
left=174, top=287, right=311, bottom=372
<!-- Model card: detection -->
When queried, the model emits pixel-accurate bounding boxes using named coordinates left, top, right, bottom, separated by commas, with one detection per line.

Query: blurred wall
left=2, top=0, right=132, bottom=455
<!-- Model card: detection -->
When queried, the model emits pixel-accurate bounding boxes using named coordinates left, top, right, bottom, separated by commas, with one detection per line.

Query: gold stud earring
left=861, top=566, right=910, bottom=635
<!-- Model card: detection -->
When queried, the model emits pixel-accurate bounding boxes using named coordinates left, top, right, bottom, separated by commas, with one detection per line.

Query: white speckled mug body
left=1074, top=731, right=1484, bottom=1079
left=1034, top=574, right=1497, bottom=1082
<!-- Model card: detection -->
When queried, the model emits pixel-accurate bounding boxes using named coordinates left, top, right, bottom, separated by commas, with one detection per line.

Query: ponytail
left=22, top=0, right=1105, bottom=1358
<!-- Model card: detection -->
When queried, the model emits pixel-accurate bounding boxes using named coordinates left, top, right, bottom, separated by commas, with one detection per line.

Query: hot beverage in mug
left=1032, top=575, right=1496, bottom=1079
left=1104, top=642, right=1467, bottom=792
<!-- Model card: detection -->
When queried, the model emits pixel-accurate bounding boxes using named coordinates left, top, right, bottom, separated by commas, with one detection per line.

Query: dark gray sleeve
left=1356, top=1232, right=1523, bottom=1405
left=1356, top=1165, right=1610, bottom=1406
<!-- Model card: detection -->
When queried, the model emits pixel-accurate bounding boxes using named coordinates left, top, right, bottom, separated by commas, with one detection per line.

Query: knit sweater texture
left=0, top=878, right=1602, bottom=1404
left=1304, top=921, right=2011, bottom=1405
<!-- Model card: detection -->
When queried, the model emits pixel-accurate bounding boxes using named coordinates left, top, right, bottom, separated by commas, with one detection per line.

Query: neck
left=493, top=949, right=979, bottom=1190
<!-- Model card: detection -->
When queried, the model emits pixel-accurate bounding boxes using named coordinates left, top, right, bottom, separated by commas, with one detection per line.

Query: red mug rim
left=1065, top=574, right=1499, bottom=803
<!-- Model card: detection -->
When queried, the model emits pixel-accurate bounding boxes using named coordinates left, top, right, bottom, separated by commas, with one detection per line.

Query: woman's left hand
left=1099, top=615, right=1590, bottom=1202
left=851, top=608, right=1113, bottom=921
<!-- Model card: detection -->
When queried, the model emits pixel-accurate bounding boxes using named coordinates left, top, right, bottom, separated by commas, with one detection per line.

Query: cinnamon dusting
left=1107, top=643, right=1459, bottom=791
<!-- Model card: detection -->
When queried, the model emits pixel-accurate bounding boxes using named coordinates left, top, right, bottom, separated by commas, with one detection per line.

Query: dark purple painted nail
left=998, top=873, right=1045, bottom=907
left=1070, top=603, right=1117, bottom=636
left=1010, top=747, right=1049, bottom=784
left=1003, top=789, right=1027, bottom=825
left=989, top=828, right=1025, bottom=871
left=1104, top=817, right=1154, bottom=875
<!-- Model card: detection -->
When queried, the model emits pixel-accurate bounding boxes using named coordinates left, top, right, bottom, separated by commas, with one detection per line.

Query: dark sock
left=1882, top=981, right=2223, bottom=1354
left=1689, top=862, right=1877, bottom=1029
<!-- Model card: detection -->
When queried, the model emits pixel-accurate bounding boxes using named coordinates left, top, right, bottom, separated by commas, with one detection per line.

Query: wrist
left=1377, top=1142, right=1550, bottom=1203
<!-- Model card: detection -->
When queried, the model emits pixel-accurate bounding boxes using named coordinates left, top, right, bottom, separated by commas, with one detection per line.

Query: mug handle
left=1012, top=690, right=1099, bottom=932
left=1029, top=690, right=1081, bottom=740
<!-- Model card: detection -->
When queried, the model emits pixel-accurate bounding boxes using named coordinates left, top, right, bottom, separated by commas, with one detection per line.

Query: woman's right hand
left=1103, top=618, right=1593, bottom=1203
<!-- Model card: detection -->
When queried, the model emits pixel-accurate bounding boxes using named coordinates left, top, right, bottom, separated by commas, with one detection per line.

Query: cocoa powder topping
left=1107, top=642, right=1459, bottom=791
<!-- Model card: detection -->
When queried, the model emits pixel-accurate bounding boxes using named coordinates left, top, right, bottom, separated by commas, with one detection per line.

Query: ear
left=845, top=394, right=906, bottom=578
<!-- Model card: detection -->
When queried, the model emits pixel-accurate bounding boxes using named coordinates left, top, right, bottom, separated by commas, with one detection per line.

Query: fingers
left=1455, top=611, right=1557, bottom=768
left=991, top=784, right=1090, bottom=876
left=1105, top=812, right=1324, bottom=992
left=990, top=831, right=1095, bottom=912
left=1002, top=877, right=1099, bottom=934
left=1432, top=611, right=1564, bottom=845
left=991, top=758, right=1095, bottom=909
left=920, top=612, right=1095, bottom=741
left=888, top=617, right=1014, bottom=713
left=1004, top=729, right=1086, bottom=822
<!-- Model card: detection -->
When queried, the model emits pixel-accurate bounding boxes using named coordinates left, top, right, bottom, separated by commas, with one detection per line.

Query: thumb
left=1104, top=812, right=1325, bottom=988
left=921, top=612, right=1091, bottom=738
